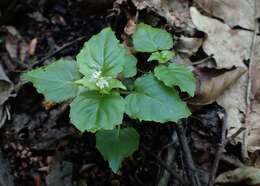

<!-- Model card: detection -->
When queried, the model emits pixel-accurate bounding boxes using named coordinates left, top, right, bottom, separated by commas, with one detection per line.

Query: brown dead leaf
left=175, top=36, right=203, bottom=57
left=28, top=38, right=38, bottom=56
left=194, top=0, right=255, bottom=30
left=190, top=7, right=253, bottom=69
left=131, top=0, right=190, bottom=27
left=0, top=26, right=28, bottom=63
left=188, top=67, right=246, bottom=105
left=246, top=24, right=260, bottom=153
left=124, top=19, right=136, bottom=35
left=0, top=65, right=14, bottom=105
left=215, top=167, right=260, bottom=185
left=41, top=101, right=56, bottom=111
left=217, top=72, right=247, bottom=139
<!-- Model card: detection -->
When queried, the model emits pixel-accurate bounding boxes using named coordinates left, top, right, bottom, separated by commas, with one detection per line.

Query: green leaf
left=121, top=49, right=137, bottom=78
left=70, top=91, right=125, bottom=132
left=148, top=50, right=175, bottom=63
left=132, top=23, right=173, bottom=52
left=96, top=127, right=139, bottom=173
left=125, top=73, right=191, bottom=122
left=154, top=63, right=196, bottom=96
left=76, top=28, right=126, bottom=78
left=75, top=77, right=126, bottom=93
left=23, top=59, right=82, bottom=102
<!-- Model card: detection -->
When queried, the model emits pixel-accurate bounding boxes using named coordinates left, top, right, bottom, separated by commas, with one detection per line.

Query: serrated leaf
left=125, top=73, right=191, bottom=122
left=76, top=28, right=126, bottom=78
left=70, top=91, right=125, bottom=132
left=148, top=50, right=175, bottom=63
left=23, top=59, right=82, bottom=102
left=96, top=127, right=139, bottom=173
left=154, top=63, right=196, bottom=96
left=132, top=23, right=173, bottom=52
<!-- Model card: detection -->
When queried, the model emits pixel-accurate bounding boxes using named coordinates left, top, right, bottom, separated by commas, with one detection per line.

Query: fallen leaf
left=28, top=38, right=38, bottom=56
left=188, top=67, right=246, bottom=105
left=190, top=7, right=253, bottom=69
left=131, top=0, right=191, bottom=27
left=0, top=65, right=14, bottom=105
left=0, top=26, right=28, bottom=63
left=246, top=25, right=260, bottom=153
left=216, top=72, right=247, bottom=139
left=247, top=102, right=260, bottom=152
left=194, top=0, right=255, bottom=30
left=124, top=19, right=136, bottom=35
left=215, top=167, right=260, bottom=185
left=175, top=36, right=203, bottom=57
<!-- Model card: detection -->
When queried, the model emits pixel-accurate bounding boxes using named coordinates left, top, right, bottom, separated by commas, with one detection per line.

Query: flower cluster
left=90, top=70, right=109, bottom=89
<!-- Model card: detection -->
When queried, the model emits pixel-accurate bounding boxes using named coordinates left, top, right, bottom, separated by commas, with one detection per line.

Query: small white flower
left=90, top=70, right=102, bottom=82
left=96, top=77, right=109, bottom=89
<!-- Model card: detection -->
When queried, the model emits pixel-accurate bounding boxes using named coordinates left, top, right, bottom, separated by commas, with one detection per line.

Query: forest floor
left=0, top=0, right=260, bottom=186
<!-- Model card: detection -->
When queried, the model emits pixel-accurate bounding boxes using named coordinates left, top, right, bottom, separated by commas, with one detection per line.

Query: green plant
left=23, top=23, right=196, bottom=173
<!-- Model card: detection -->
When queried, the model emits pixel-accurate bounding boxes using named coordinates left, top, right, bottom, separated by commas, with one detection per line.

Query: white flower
left=96, top=77, right=109, bottom=89
left=90, top=70, right=102, bottom=82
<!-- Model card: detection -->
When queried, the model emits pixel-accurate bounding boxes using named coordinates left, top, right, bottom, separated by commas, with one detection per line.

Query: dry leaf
left=28, top=38, right=38, bottom=56
left=217, top=72, right=247, bottom=139
left=188, top=67, right=246, bottom=105
left=247, top=27, right=260, bottom=153
left=175, top=36, right=203, bottom=57
left=131, top=0, right=191, bottom=27
left=0, top=26, right=28, bottom=63
left=124, top=19, right=136, bottom=35
left=0, top=65, right=14, bottom=105
left=194, top=0, right=255, bottom=30
left=215, top=167, right=260, bottom=185
left=190, top=7, right=253, bottom=69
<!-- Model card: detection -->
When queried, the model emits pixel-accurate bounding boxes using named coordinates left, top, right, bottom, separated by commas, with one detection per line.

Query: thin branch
left=208, top=112, right=227, bottom=186
left=32, top=36, right=88, bottom=68
left=176, top=121, right=201, bottom=186
left=140, top=145, right=186, bottom=185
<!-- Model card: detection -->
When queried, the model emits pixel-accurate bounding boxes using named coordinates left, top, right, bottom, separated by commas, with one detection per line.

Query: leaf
left=0, top=65, right=13, bottom=105
left=175, top=36, right=203, bottom=57
left=121, top=50, right=137, bottom=78
left=70, top=91, right=125, bottom=132
left=96, top=127, right=139, bottom=173
left=23, top=59, right=82, bottom=102
left=148, top=50, right=175, bottom=64
left=132, top=23, right=173, bottom=52
left=131, top=0, right=190, bottom=27
left=75, top=77, right=126, bottom=92
left=154, top=63, right=196, bottom=96
left=76, top=28, right=126, bottom=78
left=125, top=73, right=191, bottom=122
left=215, top=167, right=260, bottom=185
left=190, top=7, right=253, bottom=69
left=187, top=67, right=247, bottom=105
left=193, top=0, right=254, bottom=30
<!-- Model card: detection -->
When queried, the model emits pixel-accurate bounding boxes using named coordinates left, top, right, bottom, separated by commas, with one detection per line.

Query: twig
left=192, top=54, right=214, bottom=65
left=176, top=121, right=201, bottom=186
left=140, top=145, right=186, bottom=185
left=208, top=112, right=227, bottom=186
left=32, top=36, right=88, bottom=68
left=208, top=126, right=246, bottom=186
left=157, top=147, right=176, bottom=186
